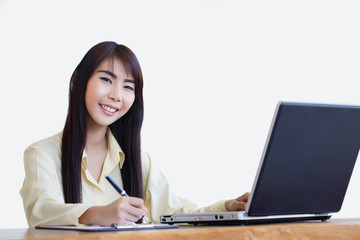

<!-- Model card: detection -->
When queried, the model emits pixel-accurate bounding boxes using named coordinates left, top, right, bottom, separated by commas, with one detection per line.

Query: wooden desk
left=1, top=218, right=360, bottom=240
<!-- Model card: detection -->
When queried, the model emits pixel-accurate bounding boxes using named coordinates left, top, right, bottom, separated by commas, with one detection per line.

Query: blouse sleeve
left=20, top=146, right=90, bottom=227
left=142, top=153, right=227, bottom=223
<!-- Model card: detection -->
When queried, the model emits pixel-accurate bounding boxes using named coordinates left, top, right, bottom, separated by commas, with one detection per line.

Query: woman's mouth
left=100, top=104, right=118, bottom=113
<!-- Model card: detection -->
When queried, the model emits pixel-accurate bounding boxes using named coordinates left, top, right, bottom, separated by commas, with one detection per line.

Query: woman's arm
left=20, top=146, right=90, bottom=227
left=142, top=153, right=249, bottom=223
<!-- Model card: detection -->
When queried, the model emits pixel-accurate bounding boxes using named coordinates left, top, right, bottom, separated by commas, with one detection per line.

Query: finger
left=126, top=204, right=146, bottom=219
left=123, top=212, right=143, bottom=223
left=113, top=204, right=144, bottom=224
left=236, top=192, right=250, bottom=202
left=229, top=200, right=247, bottom=211
left=127, top=197, right=147, bottom=215
left=116, top=197, right=146, bottom=213
left=235, top=201, right=247, bottom=210
left=127, top=197, right=145, bottom=208
left=111, top=197, right=145, bottom=223
left=128, top=197, right=148, bottom=217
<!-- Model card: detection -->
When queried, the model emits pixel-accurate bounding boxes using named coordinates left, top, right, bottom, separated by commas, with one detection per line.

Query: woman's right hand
left=79, top=196, right=148, bottom=226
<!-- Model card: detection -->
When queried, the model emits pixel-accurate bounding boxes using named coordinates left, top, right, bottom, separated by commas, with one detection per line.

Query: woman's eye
left=100, top=77, right=112, bottom=84
left=124, top=85, right=134, bottom=91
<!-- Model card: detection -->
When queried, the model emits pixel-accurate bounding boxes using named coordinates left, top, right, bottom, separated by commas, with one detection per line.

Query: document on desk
left=35, top=223, right=178, bottom=232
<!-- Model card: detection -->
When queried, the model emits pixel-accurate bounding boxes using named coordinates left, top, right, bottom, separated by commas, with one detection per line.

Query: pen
left=106, top=175, right=129, bottom=197
left=105, top=175, right=150, bottom=223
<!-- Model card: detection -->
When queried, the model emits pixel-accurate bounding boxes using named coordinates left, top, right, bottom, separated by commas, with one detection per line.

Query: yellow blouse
left=20, top=129, right=226, bottom=227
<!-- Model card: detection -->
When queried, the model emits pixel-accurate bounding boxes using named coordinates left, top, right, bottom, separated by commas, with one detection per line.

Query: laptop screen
left=247, top=102, right=360, bottom=216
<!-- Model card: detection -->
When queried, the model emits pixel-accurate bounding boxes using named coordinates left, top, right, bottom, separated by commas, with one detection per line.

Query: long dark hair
left=61, top=41, right=144, bottom=203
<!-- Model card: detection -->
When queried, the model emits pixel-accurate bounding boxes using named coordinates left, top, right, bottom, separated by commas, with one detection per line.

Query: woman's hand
left=79, top=196, right=148, bottom=226
left=225, top=192, right=250, bottom=211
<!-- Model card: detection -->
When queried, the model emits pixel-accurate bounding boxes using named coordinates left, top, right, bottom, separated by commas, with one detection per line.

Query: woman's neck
left=86, top=124, right=107, bottom=149
left=84, top=123, right=108, bottom=182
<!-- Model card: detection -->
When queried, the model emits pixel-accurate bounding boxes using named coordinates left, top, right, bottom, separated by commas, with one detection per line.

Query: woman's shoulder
left=25, top=132, right=63, bottom=158
left=140, top=151, right=163, bottom=175
left=141, top=151, right=151, bottom=169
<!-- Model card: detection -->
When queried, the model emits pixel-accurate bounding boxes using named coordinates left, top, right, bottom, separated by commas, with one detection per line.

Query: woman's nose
left=109, top=86, right=121, bottom=102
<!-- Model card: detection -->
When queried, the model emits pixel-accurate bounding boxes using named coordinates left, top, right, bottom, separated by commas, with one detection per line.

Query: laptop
left=161, top=101, right=360, bottom=225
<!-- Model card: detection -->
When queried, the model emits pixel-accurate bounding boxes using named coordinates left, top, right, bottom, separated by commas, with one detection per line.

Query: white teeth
left=101, top=104, right=117, bottom=113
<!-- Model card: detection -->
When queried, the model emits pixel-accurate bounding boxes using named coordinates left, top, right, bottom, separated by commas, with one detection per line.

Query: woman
left=20, top=41, right=249, bottom=227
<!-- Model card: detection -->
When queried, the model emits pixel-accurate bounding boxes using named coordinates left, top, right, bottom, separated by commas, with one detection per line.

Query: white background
left=0, top=0, right=359, bottom=228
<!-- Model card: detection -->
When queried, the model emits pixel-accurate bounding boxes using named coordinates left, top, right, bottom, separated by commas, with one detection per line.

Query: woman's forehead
left=97, top=58, right=134, bottom=79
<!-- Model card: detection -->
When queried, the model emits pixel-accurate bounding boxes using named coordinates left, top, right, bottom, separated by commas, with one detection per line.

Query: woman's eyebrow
left=125, top=79, right=136, bottom=84
left=97, top=70, right=117, bottom=79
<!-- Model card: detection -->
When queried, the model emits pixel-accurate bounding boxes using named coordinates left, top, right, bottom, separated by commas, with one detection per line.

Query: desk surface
left=1, top=218, right=360, bottom=240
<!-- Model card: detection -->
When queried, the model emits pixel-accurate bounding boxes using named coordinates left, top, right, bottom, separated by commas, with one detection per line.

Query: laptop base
left=160, top=211, right=332, bottom=225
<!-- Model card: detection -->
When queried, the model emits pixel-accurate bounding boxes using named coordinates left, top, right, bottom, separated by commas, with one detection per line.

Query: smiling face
left=85, top=58, right=136, bottom=130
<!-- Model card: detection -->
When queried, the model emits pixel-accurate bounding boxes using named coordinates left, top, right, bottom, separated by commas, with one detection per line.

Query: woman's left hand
left=225, top=192, right=250, bottom=211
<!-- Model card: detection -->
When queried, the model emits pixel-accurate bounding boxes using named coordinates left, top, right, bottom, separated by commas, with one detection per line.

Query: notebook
left=36, top=223, right=178, bottom=232
left=161, top=101, right=360, bottom=225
